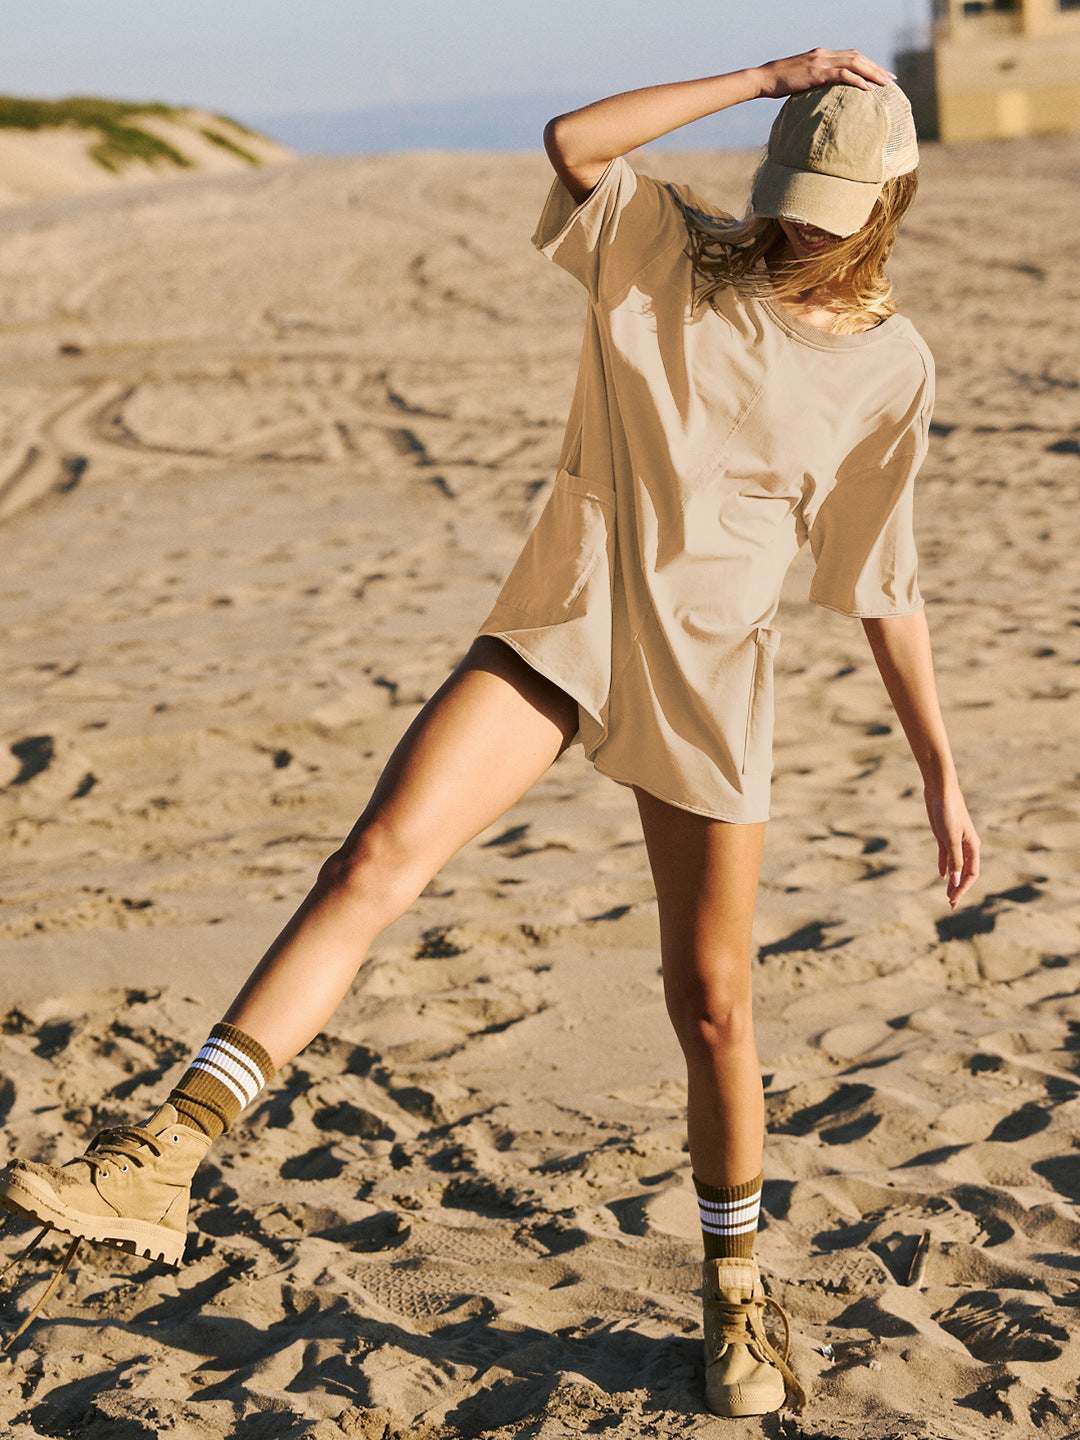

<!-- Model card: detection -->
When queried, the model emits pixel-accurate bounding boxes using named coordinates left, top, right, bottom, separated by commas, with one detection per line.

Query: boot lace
left=1, top=1227, right=82, bottom=1350
left=709, top=1290, right=808, bottom=1412
left=81, top=1124, right=167, bottom=1179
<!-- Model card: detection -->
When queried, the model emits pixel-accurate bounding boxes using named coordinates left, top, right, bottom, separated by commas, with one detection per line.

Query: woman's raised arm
left=861, top=611, right=980, bottom=908
left=544, top=49, right=896, bottom=202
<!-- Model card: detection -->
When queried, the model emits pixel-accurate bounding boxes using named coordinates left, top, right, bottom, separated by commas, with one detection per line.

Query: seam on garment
left=624, top=605, right=769, bottom=798
left=543, top=159, right=686, bottom=304
left=741, top=633, right=762, bottom=775
left=677, top=365, right=774, bottom=512
left=816, top=439, right=926, bottom=507
left=535, top=156, right=623, bottom=257
left=487, top=543, right=603, bottom=620
left=810, top=597, right=926, bottom=619
left=557, top=471, right=617, bottom=505
left=593, top=761, right=769, bottom=824
left=759, top=298, right=904, bottom=353
left=598, top=191, right=781, bottom=511
left=604, top=166, right=706, bottom=304
left=485, top=599, right=555, bottom=617
left=597, top=225, right=688, bottom=310
left=606, top=624, right=643, bottom=697
left=809, top=362, right=932, bottom=613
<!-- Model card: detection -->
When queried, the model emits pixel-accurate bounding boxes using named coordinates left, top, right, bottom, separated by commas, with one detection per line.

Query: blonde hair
left=673, top=165, right=918, bottom=336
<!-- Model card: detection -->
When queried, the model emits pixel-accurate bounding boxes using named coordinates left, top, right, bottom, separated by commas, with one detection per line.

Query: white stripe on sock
left=206, top=1038, right=265, bottom=1094
left=701, top=1216, right=760, bottom=1235
left=697, top=1196, right=761, bottom=1221
left=697, top=1189, right=761, bottom=1237
left=194, top=1043, right=261, bottom=1104
left=189, top=1058, right=249, bottom=1109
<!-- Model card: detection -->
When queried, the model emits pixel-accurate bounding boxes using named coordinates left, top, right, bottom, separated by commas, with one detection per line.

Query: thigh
left=635, top=787, right=766, bottom=998
left=345, top=637, right=580, bottom=875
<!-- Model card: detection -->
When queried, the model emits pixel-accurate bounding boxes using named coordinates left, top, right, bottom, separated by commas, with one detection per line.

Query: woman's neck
left=775, top=292, right=877, bottom=334
left=764, top=240, right=878, bottom=335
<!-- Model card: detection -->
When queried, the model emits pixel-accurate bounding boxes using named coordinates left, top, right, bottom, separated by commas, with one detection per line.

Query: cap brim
left=751, top=160, right=880, bottom=239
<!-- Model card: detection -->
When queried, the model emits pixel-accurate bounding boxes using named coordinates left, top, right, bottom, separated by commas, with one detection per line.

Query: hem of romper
left=810, top=595, right=926, bottom=620
left=592, top=759, right=771, bottom=825
left=478, top=630, right=595, bottom=734
left=481, top=632, right=769, bottom=824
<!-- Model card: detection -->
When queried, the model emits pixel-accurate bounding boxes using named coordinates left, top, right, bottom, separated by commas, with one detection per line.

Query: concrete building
left=895, top=0, right=1080, bottom=141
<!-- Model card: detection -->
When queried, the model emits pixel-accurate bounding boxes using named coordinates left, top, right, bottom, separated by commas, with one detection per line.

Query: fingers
left=945, top=830, right=981, bottom=909
left=837, top=67, right=876, bottom=93
left=924, top=785, right=981, bottom=910
left=812, top=48, right=895, bottom=91
left=759, top=49, right=895, bottom=100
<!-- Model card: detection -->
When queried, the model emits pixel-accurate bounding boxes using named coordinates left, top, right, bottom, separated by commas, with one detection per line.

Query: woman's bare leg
left=635, top=788, right=766, bottom=1187
left=223, top=639, right=579, bottom=1067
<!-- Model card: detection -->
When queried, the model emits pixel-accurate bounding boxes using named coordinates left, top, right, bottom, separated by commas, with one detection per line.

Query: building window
left=961, top=0, right=1017, bottom=12
left=1059, top=0, right=1080, bottom=10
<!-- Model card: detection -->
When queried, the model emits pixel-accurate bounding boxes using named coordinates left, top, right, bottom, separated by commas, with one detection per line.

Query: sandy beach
left=0, top=137, right=1078, bottom=1438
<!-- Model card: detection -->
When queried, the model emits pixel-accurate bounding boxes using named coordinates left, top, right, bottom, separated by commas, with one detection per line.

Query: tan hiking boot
left=0, top=1103, right=210, bottom=1268
left=702, top=1257, right=807, bottom=1416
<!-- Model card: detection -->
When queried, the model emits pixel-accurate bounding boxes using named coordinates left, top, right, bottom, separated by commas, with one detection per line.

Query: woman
left=1, top=49, right=979, bottom=1417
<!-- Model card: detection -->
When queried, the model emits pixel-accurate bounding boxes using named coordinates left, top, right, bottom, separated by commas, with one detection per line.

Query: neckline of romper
left=757, top=293, right=904, bottom=352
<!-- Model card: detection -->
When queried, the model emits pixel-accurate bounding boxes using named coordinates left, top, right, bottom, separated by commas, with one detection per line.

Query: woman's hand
left=860, top=613, right=981, bottom=912
left=544, top=48, right=894, bottom=204
left=755, top=49, right=895, bottom=101
left=924, top=780, right=981, bottom=909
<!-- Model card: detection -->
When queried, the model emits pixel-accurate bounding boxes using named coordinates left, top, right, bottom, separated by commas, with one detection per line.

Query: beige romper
left=479, top=157, right=933, bottom=823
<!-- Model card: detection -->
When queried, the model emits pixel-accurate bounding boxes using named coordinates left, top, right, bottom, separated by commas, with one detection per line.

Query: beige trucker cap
left=751, top=82, right=919, bottom=238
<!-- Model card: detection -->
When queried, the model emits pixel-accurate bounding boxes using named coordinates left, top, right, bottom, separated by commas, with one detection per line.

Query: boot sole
left=0, top=1169, right=185, bottom=1268
left=707, top=1395, right=785, bottom=1418
left=706, top=1374, right=787, bottom=1417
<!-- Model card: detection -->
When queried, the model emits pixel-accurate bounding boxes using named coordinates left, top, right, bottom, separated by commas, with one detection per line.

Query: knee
left=666, top=966, right=754, bottom=1060
left=316, top=822, right=426, bottom=927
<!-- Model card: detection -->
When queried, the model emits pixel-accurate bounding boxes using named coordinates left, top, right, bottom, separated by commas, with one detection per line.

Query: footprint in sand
left=934, top=1290, right=1069, bottom=1362
left=279, top=1144, right=347, bottom=1181
left=440, top=1174, right=540, bottom=1218
left=768, top=1081, right=881, bottom=1146
left=359, top=1259, right=481, bottom=1321
left=313, top=1101, right=396, bottom=1142
left=314, top=1210, right=411, bottom=1251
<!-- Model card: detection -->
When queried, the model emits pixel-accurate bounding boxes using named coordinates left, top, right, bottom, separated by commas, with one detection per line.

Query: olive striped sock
left=694, top=1171, right=764, bottom=1261
left=168, top=1022, right=276, bottom=1140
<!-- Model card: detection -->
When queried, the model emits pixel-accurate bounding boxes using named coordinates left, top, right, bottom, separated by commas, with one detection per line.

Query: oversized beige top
left=479, top=157, right=933, bottom=822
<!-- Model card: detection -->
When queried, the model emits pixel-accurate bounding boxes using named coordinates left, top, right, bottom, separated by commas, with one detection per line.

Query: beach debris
left=905, top=1228, right=932, bottom=1287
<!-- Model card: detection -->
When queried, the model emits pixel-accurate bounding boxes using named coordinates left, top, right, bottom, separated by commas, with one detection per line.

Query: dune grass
left=0, top=96, right=264, bottom=172
left=211, top=111, right=261, bottom=139
left=200, top=127, right=259, bottom=165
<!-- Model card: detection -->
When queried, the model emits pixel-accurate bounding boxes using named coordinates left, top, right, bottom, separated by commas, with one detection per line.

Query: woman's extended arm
left=545, top=49, right=896, bottom=202
left=861, top=611, right=980, bottom=908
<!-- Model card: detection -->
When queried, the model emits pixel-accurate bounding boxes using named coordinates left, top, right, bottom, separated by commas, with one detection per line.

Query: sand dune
left=0, top=139, right=1078, bottom=1438
left=0, top=103, right=291, bottom=206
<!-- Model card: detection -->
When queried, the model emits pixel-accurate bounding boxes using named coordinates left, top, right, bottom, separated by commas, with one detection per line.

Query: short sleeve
left=532, top=156, right=686, bottom=300
left=808, top=360, right=933, bottom=618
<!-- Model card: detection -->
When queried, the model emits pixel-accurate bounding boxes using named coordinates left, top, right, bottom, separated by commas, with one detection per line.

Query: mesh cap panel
left=879, top=83, right=919, bottom=179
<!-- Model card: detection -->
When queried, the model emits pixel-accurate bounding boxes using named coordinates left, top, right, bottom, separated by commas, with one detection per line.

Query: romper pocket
left=742, top=626, right=781, bottom=775
left=493, top=467, right=616, bottom=622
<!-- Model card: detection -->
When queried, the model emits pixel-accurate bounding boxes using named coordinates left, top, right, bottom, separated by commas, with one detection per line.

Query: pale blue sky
left=1, top=1, right=929, bottom=117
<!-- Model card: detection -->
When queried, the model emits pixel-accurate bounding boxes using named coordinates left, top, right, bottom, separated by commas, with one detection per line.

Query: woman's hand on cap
left=755, top=49, right=896, bottom=101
